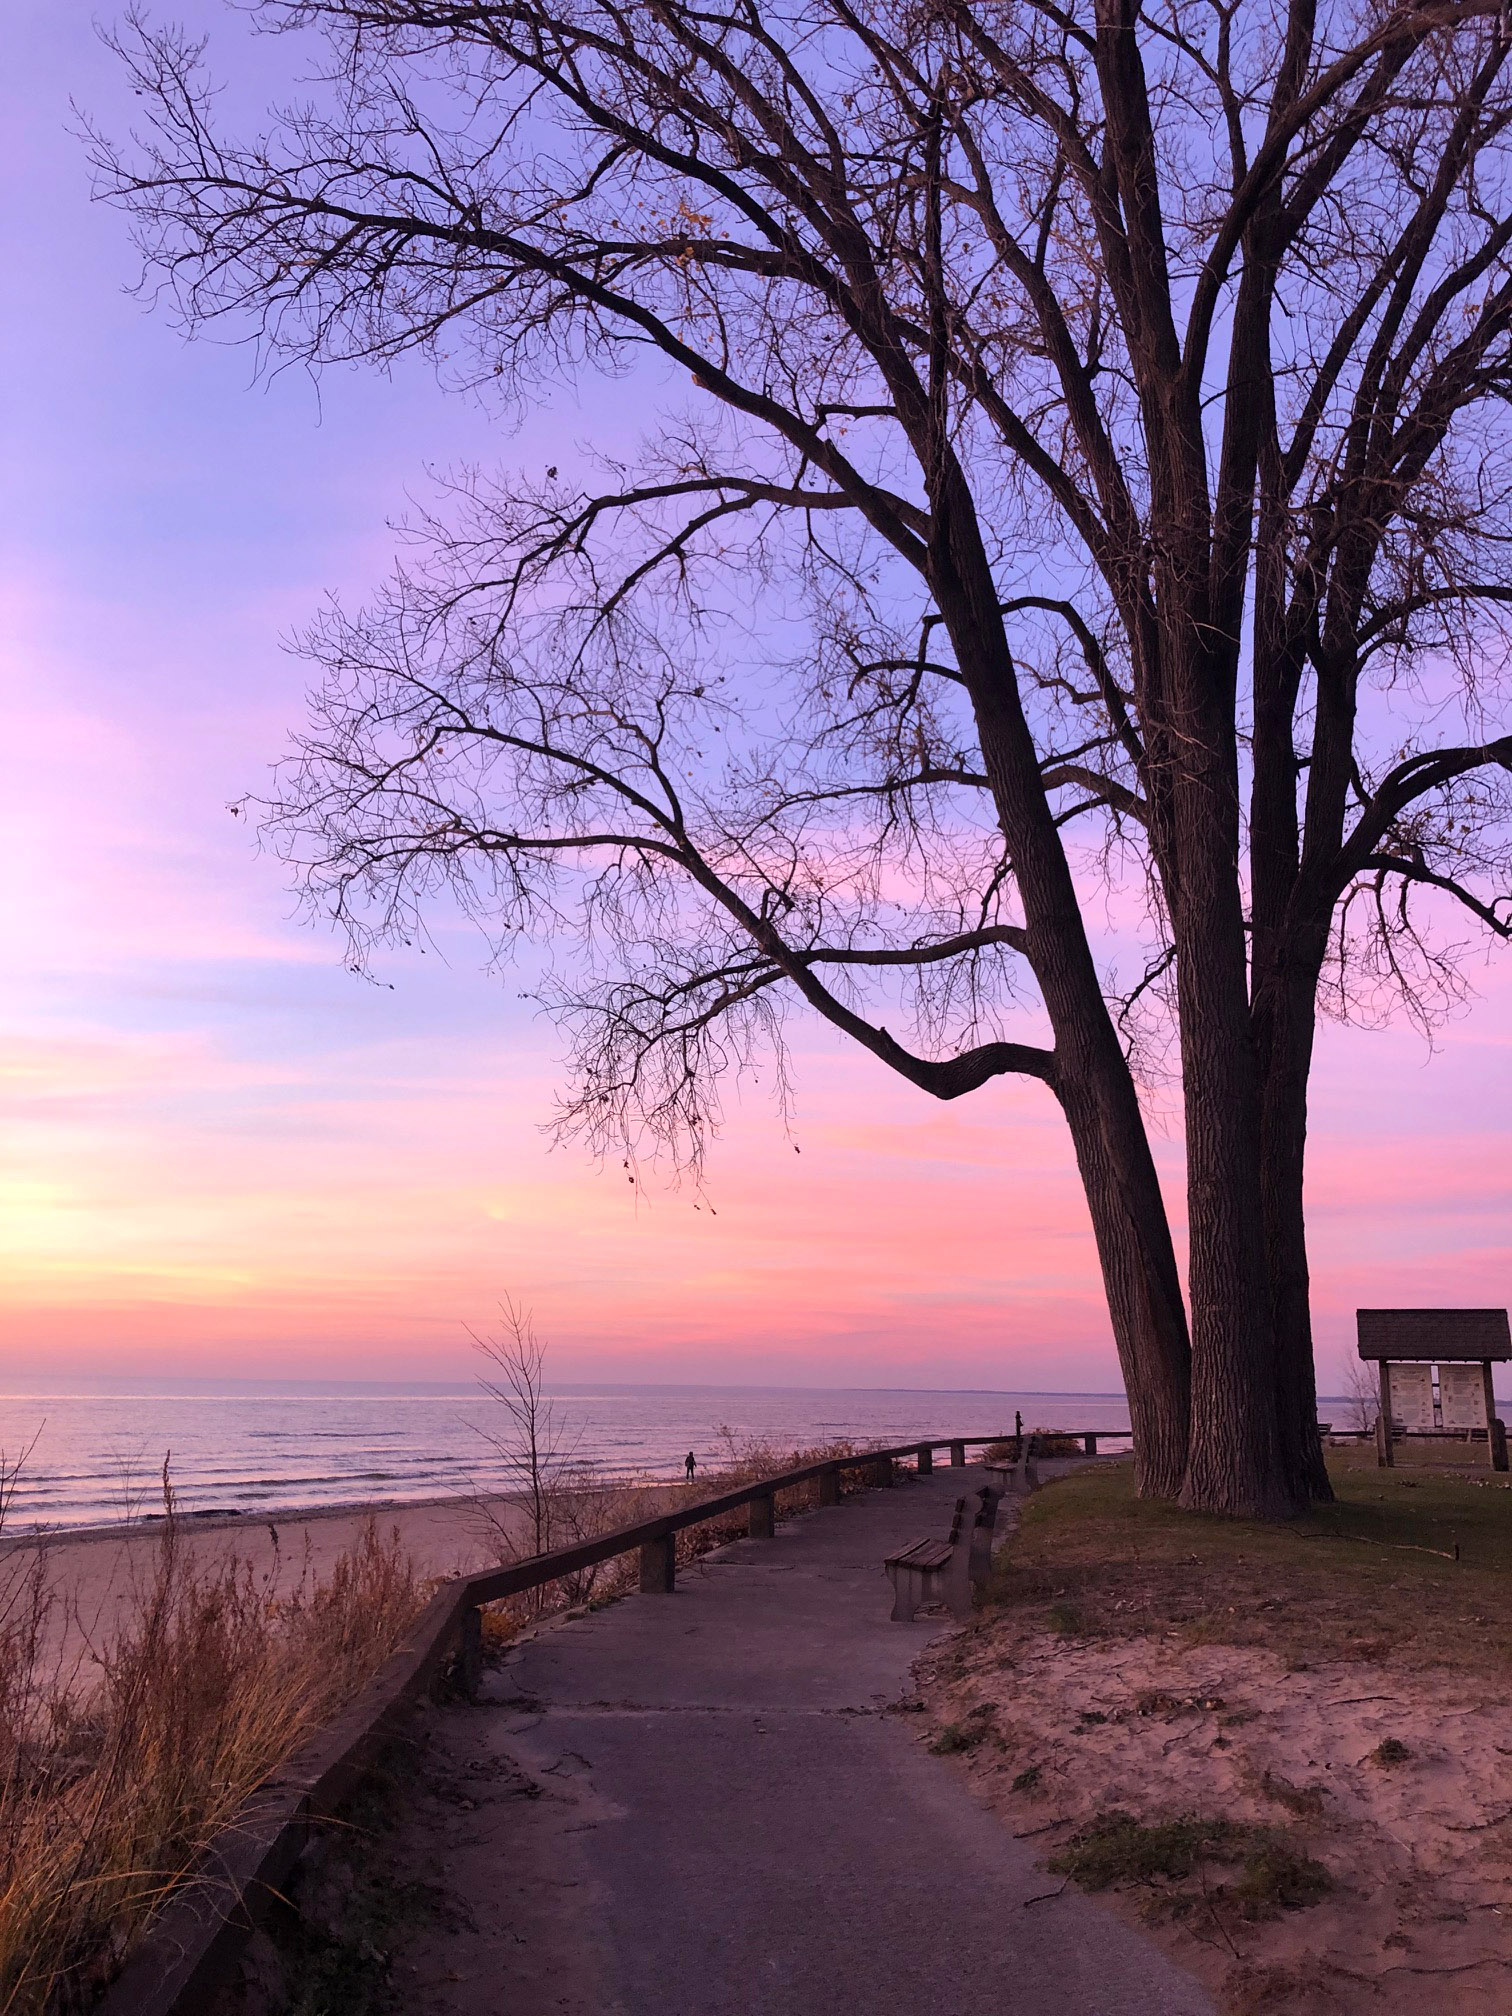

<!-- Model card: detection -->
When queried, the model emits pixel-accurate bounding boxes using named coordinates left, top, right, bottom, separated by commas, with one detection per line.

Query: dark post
left=1480, top=1360, right=1506, bottom=1471
left=748, top=1491, right=775, bottom=1539
left=949, top=1440, right=966, bottom=1467
left=1083, top=1433, right=1098, bottom=1457
left=1376, top=1360, right=1395, bottom=1468
left=639, top=1535, right=676, bottom=1592
left=457, top=1604, right=484, bottom=1701
left=817, top=1466, right=841, bottom=1506
left=917, top=1443, right=933, bottom=1474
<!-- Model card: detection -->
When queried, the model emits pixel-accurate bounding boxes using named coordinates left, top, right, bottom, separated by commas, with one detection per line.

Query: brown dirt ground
left=915, top=1451, right=1512, bottom=2016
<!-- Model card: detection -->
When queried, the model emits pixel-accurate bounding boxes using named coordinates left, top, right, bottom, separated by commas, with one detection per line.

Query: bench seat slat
left=884, top=1538, right=954, bottom=1571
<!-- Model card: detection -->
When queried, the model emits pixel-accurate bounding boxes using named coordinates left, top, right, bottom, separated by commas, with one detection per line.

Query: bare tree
left=1338, top=1357, right=1381, bottom=1437
left=471, top=1298, right=572, bottom=1563
left=469, top=1298, right=619, bottom=1607
left=93, top=0, right=1512, bottom=1516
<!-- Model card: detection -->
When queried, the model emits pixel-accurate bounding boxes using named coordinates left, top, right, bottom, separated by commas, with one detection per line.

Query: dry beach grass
left=919, top=1451, right=1512, bottom=2015
left=0, top=1429, right=885, bottom=2013
left=0, top=1486, right=423, bottom=2016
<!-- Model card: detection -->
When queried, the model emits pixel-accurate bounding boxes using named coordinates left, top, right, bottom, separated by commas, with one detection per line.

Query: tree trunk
left=1247, top=427, right=1331, bottom=1505
left=1253, top=952, right=1333, bottom=1504
left=1159, top=671, right=1302, bottom=1519
left=1174, top=928, right=1299, bottom=1517
left=1057, top=1054, right=1192, bottom=1499
left=924, top=468, right=1192, bottom=1499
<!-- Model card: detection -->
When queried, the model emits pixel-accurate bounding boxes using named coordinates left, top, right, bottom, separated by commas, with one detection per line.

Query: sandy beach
left=921, top=1623, right=1512, bottom=2013
left=5, top=1487, right=675, bottom=1674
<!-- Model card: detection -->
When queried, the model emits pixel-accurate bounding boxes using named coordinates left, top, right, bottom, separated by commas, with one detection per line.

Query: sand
left=919, top=1619, right=1512, bottom=2014
left=3, top=1489, right=648, bottom=1675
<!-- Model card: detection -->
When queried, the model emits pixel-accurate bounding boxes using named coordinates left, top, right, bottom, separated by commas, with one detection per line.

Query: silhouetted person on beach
left=685, top=1451, right=696, bottom=1483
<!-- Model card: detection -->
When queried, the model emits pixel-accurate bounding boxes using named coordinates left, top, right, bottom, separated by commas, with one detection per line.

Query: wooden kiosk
left=1358, top=1308, right=1510, bottom=1471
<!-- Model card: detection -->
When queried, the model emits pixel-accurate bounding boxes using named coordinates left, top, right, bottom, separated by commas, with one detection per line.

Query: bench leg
left=886, top=1563, right=918, bottom=1623
left=895, top=1564, right=951, bottom=1622
left=944, top=1540, right=975, bottom=1622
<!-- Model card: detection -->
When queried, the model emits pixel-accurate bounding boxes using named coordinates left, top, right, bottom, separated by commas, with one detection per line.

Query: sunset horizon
left=4, top=5, right=1508, bottom=1400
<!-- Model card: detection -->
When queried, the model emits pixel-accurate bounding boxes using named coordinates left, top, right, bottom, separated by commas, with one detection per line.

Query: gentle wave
left=0, top=1384, right=1136, bottom=1531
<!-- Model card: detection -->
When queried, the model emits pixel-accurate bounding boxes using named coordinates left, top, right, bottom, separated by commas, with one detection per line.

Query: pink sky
left=2, top=5, right=1508, bottom=1396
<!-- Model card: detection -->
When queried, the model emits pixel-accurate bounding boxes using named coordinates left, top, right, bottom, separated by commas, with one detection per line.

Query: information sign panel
left=1390, top=1361, right=1436, bottom=1431
left=1438, top=1363, right=1488, bottom=1431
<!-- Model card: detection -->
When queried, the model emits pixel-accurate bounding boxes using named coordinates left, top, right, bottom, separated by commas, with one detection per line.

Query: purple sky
left=2, top=2, right=1508, bottom=1395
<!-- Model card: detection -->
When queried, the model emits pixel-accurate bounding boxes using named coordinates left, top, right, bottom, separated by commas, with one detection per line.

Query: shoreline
left=0, top=1486, right=546, bottom=1558
left=8, top=1479, right=686, bottom=1674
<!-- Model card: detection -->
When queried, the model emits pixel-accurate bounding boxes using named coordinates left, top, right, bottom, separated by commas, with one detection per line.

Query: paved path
left=388, top=1466, right=1214, bottom=2016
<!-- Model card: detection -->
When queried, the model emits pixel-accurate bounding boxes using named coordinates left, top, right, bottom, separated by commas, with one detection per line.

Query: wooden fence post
left=1083, top=1434, right=1098, bottom=1457
left=949, top=1440, right=966, bottom=1467
left=639, top=1536, right=676, bottom=1592
left=748, top=1492, right=775, bottom=1539
left=817, top=1466, right=841, bottom=1506
left=1480, top=1361, right=1506, bottom=1471
left=1376, top=1361, right=1395, bottom=1468
left=457, top=1604, right=483, bottom=1702
left=917, top=1443, right=933, bottom=1474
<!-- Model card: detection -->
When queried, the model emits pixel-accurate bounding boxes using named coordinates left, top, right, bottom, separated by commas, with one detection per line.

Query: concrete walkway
left=387, top=1465, right=1214, bottom=2016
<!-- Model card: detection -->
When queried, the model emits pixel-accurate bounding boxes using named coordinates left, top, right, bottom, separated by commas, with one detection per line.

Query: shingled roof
left=1357, top=1308, right=1511, bottom=1363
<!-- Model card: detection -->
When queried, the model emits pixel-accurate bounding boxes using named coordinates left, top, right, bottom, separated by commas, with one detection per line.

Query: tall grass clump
left=0, top=1460, right=422, bottom=2016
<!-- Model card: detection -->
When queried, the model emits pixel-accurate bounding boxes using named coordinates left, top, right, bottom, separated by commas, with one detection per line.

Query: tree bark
left=1173, top=921, right=1297, bottom=1517
left=1259, top=1031, right=1332, bottom=1505
left=1252, top=924, right=1334, bottom=1504
left=1056, top=1056, right=1192, bottom=1500
left=1154, top=643, right=1301, bottom=1519
left=924, top=462, right=1192, bottom=1500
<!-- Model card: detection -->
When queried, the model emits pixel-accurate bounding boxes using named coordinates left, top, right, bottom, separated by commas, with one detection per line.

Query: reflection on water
left=0, top=1384, right=1137, bottom=1531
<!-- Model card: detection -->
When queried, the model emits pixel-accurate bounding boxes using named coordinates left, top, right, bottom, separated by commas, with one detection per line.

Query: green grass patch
left=929, top=1720, right=984, bottom=1755
left=1049, top=1809, right=1329, bottom=1920
left=985, top=1448, right=1512, bottom=1674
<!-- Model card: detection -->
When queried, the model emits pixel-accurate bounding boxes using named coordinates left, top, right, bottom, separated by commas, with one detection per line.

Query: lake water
left=0, top=1384, right=1139, bottom=1532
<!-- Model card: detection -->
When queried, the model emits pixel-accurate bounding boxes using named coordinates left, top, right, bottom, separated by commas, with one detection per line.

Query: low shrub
left=984, top=1431, right=1084, bottom=1463
left=1049, top=1808, right=1330, bottom=1921
left=929, top=1721, right=985, bottom=1756
left=1029, top=1432, right=1084, bottom=1459
left=1051, top=1809, right=1243, bottom=1888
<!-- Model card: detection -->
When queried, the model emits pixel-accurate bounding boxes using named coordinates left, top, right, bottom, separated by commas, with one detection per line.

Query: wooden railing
left=93, top=1431, right=1127, bottom=2016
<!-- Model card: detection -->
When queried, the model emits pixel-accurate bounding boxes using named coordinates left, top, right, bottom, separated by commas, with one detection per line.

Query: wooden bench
left=884, top=1485, right=1002, bottom=1623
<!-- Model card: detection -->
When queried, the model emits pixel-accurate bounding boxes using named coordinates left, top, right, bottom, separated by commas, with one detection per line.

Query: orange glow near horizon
left=3, top=976, right=1509, bottom=1392
left=2, top=14, right=1508, bottom=1400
